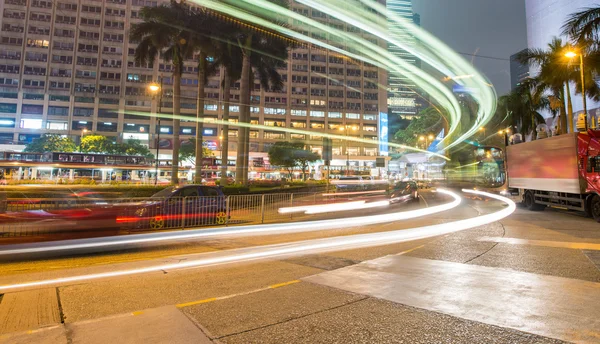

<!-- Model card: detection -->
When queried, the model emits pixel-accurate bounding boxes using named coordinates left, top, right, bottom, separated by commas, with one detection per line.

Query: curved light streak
left=195, top=0, right=497, bottom=151
left=125, top=110, right=450, bottom=160
left=0, top=189, right=514, bottom=292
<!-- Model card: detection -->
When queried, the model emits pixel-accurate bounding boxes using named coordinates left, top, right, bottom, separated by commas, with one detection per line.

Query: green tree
left=80, top=135, right=114, bottom=154
left=179, top=138, right=214, bottom=167
left=24, top=134, right=76, bottom=153
left=115, top=139, right=154, bottom=158
left=268, top=142, right=320, bottom=181
left=130, top=1, right=199, bottom=185
left=394, top=108, right=445, bottom=147
left=503, top=79, right=548, bottom=139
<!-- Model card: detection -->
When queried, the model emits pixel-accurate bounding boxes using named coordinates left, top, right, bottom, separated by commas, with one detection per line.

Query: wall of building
left=526, top=0, right=600, bottom=116
left=0, top=0, right=388, bottom=172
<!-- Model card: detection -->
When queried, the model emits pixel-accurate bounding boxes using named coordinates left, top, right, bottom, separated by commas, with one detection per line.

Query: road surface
left=0, top=190, right=599, bottom=343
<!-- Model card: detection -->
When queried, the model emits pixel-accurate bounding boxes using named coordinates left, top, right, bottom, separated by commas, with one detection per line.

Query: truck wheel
left=590, top=195, right=600, bottom=222
left=524, top=191, right=545, bottom=211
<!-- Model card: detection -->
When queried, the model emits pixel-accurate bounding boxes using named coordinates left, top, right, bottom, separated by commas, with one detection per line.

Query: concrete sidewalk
left=0, top=306, right=212, bottom=344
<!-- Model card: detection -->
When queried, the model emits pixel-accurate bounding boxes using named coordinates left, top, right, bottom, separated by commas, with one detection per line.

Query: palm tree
left=188, top=9, right=221, bottom=184
left=233, top=0, right=294, bottom=185
left=516, top=38, right=574, bottom=134
left=130, top=1, right=198, bottom=185
left=506, top=79, right=547, bottom=139
left=210, top=41, right=243, bottom=186
left=562, top=6, right=600, bottom=45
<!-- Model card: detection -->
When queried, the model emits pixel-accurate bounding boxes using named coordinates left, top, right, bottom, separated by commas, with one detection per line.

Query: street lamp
left=565, top=49, right=589, bottom=130
left=148, top=79, right=162, bottom=185
left=340, top=125, right=358, bottom=176
left=79, top=129, right=88, bottom=152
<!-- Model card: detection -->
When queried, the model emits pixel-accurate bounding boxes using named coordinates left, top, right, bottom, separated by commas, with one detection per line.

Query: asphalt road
left=1, top=190, right=599, bottom=343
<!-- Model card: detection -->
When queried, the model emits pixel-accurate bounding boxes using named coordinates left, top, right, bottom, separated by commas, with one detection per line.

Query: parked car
left=118, top=185, right=228, bottom=230
left=334, top=176, right=364, bottom=192
left=388, top=181, right=419, bottom=203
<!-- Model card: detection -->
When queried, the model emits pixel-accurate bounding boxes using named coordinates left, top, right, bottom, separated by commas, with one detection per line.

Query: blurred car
left=334, top=176, right=364, bottom=192
left=117, top=185, right=228, bottom=230
left=388, top=181, right=419, bottom=203
left=0, top=206, right=121, bottom=234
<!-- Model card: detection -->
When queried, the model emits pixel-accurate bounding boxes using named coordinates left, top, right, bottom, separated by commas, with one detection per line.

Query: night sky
left=412, top=0, right=527, bottom=96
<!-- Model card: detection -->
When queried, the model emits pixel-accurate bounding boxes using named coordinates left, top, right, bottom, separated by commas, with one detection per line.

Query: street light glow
left=565, top=51, right=577, bottom=58
left=148, top=83, right=160, bottom=93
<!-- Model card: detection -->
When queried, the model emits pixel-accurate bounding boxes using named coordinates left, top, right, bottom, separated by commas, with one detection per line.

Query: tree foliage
left=393, top=108, right=445, bottom=147
left=24, top=134, right=76, bottom=153
left=80, top=135, right=153, bottom=158
left=268, top=141, right=320, bottom=180
left=179, top=138, right=214, bottom=167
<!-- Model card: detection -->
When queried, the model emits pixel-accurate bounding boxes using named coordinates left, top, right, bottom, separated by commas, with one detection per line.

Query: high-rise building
left=509, top=49, right=529, bottom=91
left=525, top=0, right=599, bottom=114
left=386, top=0, right=419, bottom=119
left=0, top=0, right=388, bottom=177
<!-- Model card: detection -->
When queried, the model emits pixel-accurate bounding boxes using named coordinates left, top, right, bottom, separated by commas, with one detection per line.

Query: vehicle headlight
left=135, top=208, right=147, bottom=217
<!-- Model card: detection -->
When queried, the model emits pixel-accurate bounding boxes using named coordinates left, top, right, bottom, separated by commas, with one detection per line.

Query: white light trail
left=304, top=200, right=390, bottom=215
left=0, top=189, right=461, bottom=257
left=278, top=201, right=367, bottom=214
left=0, top=190, right=515, bottom=292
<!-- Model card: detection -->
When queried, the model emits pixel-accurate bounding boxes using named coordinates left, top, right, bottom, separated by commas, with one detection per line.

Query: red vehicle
left=506, top=131, right=600, bottom=221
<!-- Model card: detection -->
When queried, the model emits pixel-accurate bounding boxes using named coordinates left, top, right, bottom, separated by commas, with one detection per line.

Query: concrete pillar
left=101, top=170, right=107, bottom=183
left=23, top=168, right=29, bottom=180
left=17, top=167, right=22, bottom=180
left=69, top=169, right=74, bottom=180
left=31, top=168, right=37, bottom=180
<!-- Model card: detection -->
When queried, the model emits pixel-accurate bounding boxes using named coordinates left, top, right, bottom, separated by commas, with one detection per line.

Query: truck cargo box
left=506, top=133, right=584, bottom=194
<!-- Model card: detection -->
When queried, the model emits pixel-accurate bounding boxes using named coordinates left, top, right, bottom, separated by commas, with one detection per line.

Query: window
left=291, top=121, right=306, bottom=128
left=0, top=78, right=18, bottom=86
left=73, top=107, right=94, bottom=117
left=264, top=120, right=286, bottom=127
left=21, top=104, right=43, bottom=114
left=310, top=99, right=325, bottom=106
left=81, top=18, right=101, bottom=26
left=23, top=79, right=45, bottom=88
left=46, top=120, right=67, bottom=130
left=20, top=118, right=42, bottom=129
left=364, top=125, right=377, bottom=132
left=98, top=109, right=118, bottom=118
left=97, top=122, right=117, bottom=132
left=48, top=106, right=69, bottom=116
left=346, top=113, right=360, bottom=119
left=0, top=103, right=17, bottom=113
left=311, top=122, right=325, bottom=129
left=291, top=109, right=307, bottom=116
left=328, top=112, right=342, bottom=118
left=264, top=108, right=286, bottom=115
left=310, top=111, right=325, bottom=117
left=49, top=95, right=69, bottom=102
left=264, top=131, right=285, bottom=140
left=49, top=81, right=70, bottom=89
left=0, top=118, right=15, bottom=128
left=363, top=114, right=376, bottom=121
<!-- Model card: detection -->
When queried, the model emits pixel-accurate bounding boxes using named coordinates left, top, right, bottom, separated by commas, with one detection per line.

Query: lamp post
left=339, top=125, right=357, bottom=176
left=79, top=128, right=88, bottom=152
left=565, top=50, right=589, bottom=130
left=148, top=78, right=162, bottom=185
left=479, top=127, right=486, bottom=141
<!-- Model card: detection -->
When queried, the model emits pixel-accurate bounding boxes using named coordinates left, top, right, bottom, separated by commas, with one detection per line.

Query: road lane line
left=175, top=280, right=302, bottom=309
left=478, top=237, right=600, bottom=250
left=269, top=280, right=301, bottom=289
left=0, top=190, right=514, bottom=292
left=176, top=297, right=218, bottom=308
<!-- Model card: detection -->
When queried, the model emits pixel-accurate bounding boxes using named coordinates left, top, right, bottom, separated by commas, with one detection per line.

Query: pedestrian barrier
left=0, top=190, right=385, bottom=238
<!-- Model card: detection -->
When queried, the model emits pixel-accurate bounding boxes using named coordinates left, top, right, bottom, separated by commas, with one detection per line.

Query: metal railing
left=0, top=191, right=375, bottom=238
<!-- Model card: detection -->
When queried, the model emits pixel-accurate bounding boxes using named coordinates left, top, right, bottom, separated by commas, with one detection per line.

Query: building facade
left=525, top=0, right=600, bottom=116
left=386, top=0, right=419, bottom=120
left=509, top=49, right=529, bottom=91
left=0, top=0, right=388, bottom=178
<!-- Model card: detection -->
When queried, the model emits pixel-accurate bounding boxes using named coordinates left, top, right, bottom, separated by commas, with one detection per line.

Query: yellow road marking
left=479, top=237, right=600, bottom=251
left=175, top=279, right=301, bottom=309
left=131, top=311, right=144, bottom=316
left=398, top=245, right=425, bottom=255
left=175, top=297, right=218, bottom=308
left=269, top=280, right=300, bottom=289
